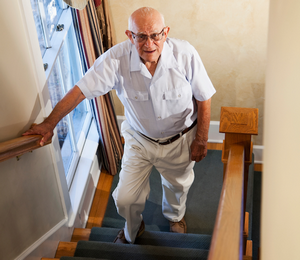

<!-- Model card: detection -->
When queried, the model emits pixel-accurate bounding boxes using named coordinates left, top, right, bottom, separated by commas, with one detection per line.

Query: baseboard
left=117, top=116, right=263, bottom=164
left=19, top=218, right=69, bottom=260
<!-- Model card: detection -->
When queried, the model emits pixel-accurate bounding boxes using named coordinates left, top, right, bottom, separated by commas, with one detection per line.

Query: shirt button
left=158, top=116, right=161, bottom=119
left=161, top=132, right=164, bottom=134
left=178, top=94, right=181, bottom=97
left=135, top=96, right=138, bottom=99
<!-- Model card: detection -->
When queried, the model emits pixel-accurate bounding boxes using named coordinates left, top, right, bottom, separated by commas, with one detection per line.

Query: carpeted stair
left=59, top=150, right=255, bottom=260
left=61, top=228, right=211, bottom=260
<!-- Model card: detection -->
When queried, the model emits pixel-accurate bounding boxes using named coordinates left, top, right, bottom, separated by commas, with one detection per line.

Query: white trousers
left=112, top=120, right=196, bottom=243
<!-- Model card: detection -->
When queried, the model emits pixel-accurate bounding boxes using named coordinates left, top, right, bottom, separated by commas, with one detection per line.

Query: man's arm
left=190, top=98, right=211, bottom=162
left=23, top=85, right=86, bottom=146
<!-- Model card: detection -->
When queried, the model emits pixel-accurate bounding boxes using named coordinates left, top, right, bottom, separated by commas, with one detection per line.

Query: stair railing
left=0, top=135, right=51, bottom=162
left=208, top=107, right=258, bottom=260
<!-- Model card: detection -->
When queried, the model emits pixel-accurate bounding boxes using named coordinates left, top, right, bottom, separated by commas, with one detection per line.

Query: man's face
left=126, top=13, right=170, bottom=64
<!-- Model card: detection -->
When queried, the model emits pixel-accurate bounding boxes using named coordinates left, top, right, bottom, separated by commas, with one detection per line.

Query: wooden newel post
left=220, top=106, right=258, bottom=195
left=220, top=107, right=258, bottom=177
left=219, top=107, right=258, bottom=254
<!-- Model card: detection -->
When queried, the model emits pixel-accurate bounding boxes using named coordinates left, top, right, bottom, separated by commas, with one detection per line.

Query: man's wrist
left=43, top=117, right=57, bottom=130
left=194, top=137, right=208, bottom=145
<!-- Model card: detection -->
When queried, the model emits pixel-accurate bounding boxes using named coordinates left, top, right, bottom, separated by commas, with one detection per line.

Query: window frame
left=29, top=1, right=93, bottom=188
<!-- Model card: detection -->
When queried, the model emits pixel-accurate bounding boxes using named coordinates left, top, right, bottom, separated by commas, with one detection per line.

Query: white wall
left=261, top=0, right=300, bottom=259
left=0, top=1, right=70, bottom=259
left=0, top=1, right=102, bottom=259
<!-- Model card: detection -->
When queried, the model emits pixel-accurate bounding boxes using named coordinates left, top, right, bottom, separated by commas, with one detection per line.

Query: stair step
left=75, top=240, right=208, bottom=260
left=55, top=242, right=77, bottom=258
left=59, top=256, right=105, bottom=260
left=246, top=240, right=253, bottom=257
left=90, top=227, right=211, bottom=249
left=71, top=228, right=91, bottom=242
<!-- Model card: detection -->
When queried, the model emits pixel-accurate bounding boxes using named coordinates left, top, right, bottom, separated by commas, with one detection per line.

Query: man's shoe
left=113, top=228, right=128, bottom=244
left=169, top=217, right=187, bottom=233
left=113, top=220, right=145, bottom=244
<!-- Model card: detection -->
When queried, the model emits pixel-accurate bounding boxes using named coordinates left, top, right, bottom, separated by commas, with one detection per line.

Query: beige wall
left=262, top=0, right=300, bottom=259
left=107, top=0, right=269, bottom=145
left=0, top=1, right=66, bottom=259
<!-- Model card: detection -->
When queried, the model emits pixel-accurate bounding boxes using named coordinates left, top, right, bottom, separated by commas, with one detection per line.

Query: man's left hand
left=190, top=139, right=207, bottom=162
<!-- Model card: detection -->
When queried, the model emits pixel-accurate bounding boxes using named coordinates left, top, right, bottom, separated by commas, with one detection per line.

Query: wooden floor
left=85, top=168, right=114, bottom=228
left=85, top=142, right=262, bottom=229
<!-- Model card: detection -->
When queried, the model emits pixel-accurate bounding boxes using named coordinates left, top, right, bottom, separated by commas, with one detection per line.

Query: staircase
left=42, top=107, right=257, bottom=260
left=46, top=226, right=212, bottom=260
left=43, top=216, right=251, bottom=260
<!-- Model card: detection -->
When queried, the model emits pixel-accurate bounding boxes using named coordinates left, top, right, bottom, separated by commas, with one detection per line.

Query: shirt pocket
left=163, top=88, right=183, bottom=100
left=124, top=88, right=151, bottom=119
left=157, top=84, right=193, bottom=120
left=126, top=89, right=149, bottom=101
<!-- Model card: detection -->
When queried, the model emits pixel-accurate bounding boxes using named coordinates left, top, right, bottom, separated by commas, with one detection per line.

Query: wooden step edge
left=243, top=212, right=249, bottom=238
left=246, top=240, right=253, bottom=257
left=71, top=228, right=91, bottom=242
left=41, top=258, right=59, bottom=260
left=86, top=169, right=114, bottom=229
left=55, top=241, right=77, bottom=258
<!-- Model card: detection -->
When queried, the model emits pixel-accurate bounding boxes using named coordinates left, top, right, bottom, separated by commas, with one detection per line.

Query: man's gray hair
left=128, top=7, right=165, bottom=31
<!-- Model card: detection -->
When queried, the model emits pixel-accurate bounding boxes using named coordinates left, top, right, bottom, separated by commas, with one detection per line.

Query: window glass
left=42, top=0, right=63, bottom=39
left=47, top=58, right=75, bottom=174
left=30, top=0, right=46, bottom=56
left=58, top=27, right=88, bottom=142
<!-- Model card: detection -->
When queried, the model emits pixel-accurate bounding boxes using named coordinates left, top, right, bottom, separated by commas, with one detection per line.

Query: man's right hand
left=22, top=85, right=86, bottom=146
left=23, top=122, right=54, bottom=146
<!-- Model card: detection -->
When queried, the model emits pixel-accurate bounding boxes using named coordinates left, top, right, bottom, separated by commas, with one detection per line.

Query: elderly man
left=24, top=7, right=215, bottom=244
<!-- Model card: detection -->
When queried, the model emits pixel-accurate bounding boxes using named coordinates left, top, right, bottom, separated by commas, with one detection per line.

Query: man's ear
left=125, top=30, right=134, bottom=44
left=163, top=26, right=170, bottom=38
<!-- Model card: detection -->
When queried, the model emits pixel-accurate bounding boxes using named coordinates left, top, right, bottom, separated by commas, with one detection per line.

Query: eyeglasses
left=131, top=27, right=166, bottom=43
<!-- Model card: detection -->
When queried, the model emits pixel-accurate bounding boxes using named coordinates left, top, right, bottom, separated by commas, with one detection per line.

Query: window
left=30, top=0, right=92, bottom=187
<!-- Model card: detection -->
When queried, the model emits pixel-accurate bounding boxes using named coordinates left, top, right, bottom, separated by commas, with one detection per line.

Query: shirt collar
left=130, top=39, right=179, bottom=73
left=160, top=40, right=179, bottom=70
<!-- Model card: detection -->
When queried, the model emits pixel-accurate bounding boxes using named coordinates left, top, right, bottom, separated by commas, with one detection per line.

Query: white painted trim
left=15, top=218, right=67, bottom=260
left=207, top=121, right=225, bottom=143
left=116, top=116, right=264, bottom=163
left=253, top=145, right=264, bottom=164
left=68, top=120, right=100, bottom=227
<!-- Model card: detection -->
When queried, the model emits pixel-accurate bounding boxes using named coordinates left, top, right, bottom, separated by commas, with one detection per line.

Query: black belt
left=141, top=120, right=197, bottom=145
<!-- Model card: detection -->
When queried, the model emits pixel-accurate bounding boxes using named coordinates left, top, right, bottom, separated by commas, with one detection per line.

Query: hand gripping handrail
left=0, top=135, right=51, bottom=163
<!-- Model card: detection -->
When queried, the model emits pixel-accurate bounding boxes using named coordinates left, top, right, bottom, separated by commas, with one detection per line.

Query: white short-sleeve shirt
left=76, top=38, right=216, bottom=138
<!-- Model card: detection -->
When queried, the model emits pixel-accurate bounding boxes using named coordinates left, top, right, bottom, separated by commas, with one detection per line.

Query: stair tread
left=75, top=240, right=208, bottom=260
left=55, top=242, right=77, bottom=258
left=59, top=256, right=109, bottom=260
left=71, top=228, right=91, bottom=242
left=89, top=227, right=211, bottom=249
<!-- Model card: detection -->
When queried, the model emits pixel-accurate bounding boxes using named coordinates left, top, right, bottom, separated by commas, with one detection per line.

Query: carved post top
left=219, top=107, right=258, bottom=135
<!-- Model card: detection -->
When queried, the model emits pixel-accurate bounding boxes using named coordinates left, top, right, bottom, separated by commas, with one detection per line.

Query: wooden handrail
left=0, top=135, right=51, bottom=163
left=208, top=144, right=245, bottom=260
